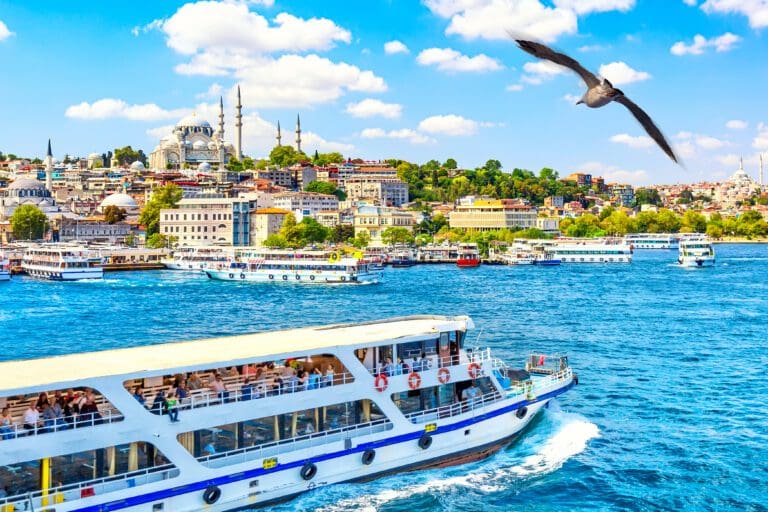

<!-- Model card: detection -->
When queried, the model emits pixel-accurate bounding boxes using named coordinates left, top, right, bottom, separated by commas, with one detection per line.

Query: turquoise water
left=1, top=244, right=767, bottom=511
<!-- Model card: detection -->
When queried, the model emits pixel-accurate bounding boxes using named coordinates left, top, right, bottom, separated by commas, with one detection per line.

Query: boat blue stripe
left=73, top=382, right=574, bottom=511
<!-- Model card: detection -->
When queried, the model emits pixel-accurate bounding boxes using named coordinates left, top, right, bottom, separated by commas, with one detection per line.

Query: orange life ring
left=467, top=362, right=482, bottom=379
left=374, top=373, right=388, bottom=392
left=538, top=355, right=546, bottom=366
left=407, top=372, right=421, bottom=390
left=438, top=367, right=450, bottom=384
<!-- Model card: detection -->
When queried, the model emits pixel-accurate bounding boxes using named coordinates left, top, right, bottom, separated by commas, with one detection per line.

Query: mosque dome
left=130, top=161, right=145, bottom=171
left=88, top=152, right=102, bottom=159
left=8, top=178, right=46, bottom=191
left=176, top=113, right=212, bottom=129
left=100, top=193, right=138, bottom=210
left=192, top=140, right=206, bottom=150
left=207, top=141, right=217, bottom=150
left=198, top=162, right=212, bottom=172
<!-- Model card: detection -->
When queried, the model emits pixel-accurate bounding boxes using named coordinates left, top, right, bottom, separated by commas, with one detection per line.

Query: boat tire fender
left=240, top=273, right=245, bottom=280
left=418, top=433, right=432, bottom=450
left=516, top=406, right=528, bottom=420
left=228, top=273, right=234, bottom=279
left=269, top=274, right=274, bottom=280
left=300, top=461, right=317, bottom=481
left=203, top=485, right=221, bottom=505
left=310, top=275, right=315, bottom=281
left=341, top=276, right=346, bottom=282
left=362, top=448, right=376, bottom=465
left=282, top=275, right=288, bottom=281
left=295, top=274, right=301, bottom=280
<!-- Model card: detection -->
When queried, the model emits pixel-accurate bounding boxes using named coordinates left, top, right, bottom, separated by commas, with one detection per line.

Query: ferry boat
left=0, top=315, right=576, bottom=512
left=161, top=247, right=231, bottom=272
left=456, top=243, right=481, bottom=268
left=0, top=255, right=10, bottom=281
left=515, top=239, right=632, bottom=263
left=389, top=248, right=416, bottom=268
left=21, top=245, right=104, bottom=280
left=204, top=248, right=383, bottom=284
left=678, top=237, right=715, bottom=267
left=623, top=233, right=679, bottom=250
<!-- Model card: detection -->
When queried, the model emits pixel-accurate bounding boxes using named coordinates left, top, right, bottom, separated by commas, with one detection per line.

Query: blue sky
left=1, top=0, right=767, bottom=185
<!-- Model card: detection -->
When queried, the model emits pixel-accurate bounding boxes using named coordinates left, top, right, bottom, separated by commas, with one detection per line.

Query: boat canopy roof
left=0, top=315, right=473, bottom=393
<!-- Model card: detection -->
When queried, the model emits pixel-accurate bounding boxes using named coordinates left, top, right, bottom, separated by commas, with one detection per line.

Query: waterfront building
left=544, top=196, right=564, bottom=208
left=272, top=191, right=339, bottom=221
left=561, top=172, right=592, bottom=187
left=353, top=205, right=414, bottom=245
left=345, top=176, right=409, bottom=207
left=249, top=207, right=290, bottom=246
left=0, top=178, right=62, bottom=221
left=316, top=210, right=341, bottom=229
left=609, top=183, right=635, bottom=207
left=255, top=168, right=293, bottom=188
left=535, top=217, right=560, bottom=235
left=160, top=197, right=256, bottom=246
left=58, top=218, right=132, bottom=244
left=449, top=198, right=537, bottom=232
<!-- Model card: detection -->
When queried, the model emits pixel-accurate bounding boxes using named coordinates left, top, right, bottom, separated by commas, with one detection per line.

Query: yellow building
left=449, top=199, right=537, bottom=231
left=249, top=208, right=290, bottom=246
left=353, top=205, right=414, bottom=246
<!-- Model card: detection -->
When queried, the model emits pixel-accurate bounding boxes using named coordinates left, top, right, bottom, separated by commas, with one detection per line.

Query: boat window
left=0, top=442, right=177, bottom=511
left=392, top=377, right=499, bottom=424
left=123, top=354, right=352, bottom=416
left=0, top=387, right=123, bottom=439
left=177, top=399, right=390, bottom=467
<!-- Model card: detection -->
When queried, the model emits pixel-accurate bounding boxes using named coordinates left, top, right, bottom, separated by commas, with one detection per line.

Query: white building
left=353, top=205, right=414, bottom=245
left=272, top=192, right=339, bottom=221
left=160, top=197, right=256, bottom=246
left=345, top=177, right=409, bottom=207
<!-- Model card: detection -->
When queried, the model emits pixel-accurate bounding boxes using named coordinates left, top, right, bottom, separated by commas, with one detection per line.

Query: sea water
left=1, top=244, right=767, bottom=511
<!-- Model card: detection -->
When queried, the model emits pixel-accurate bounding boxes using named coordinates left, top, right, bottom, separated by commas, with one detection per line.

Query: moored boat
left=678, top=237, right=715, bottom=267
left=623, top=233, right=679, bottom=250
left=389, top=248, right=416, bottom=268
left=0, top=315, right=576, bottom=512
left=161, top=246, right=231, bottom=271
left=21, top=245, right=104, bottom=280
left=456, top=243, right=481, bottom=268
left=0, top=256, right=10, bottom=281
left=515, top=239, right=632, bottom=263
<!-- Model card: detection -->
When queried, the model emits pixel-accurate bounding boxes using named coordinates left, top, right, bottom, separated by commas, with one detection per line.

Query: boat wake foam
left=288, top=403, right=599, bottom=512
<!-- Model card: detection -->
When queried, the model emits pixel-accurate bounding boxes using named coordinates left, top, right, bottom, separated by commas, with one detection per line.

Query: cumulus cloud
left=670, top=32, right=741, bottom=56
left=506, top=84, right=524, bottom=92
left=65, top=99, right=189, bottom=121
left=345, top=98, right=402, bottom=119
left=598, top=61, right=651, bottom=85
left=521, top=60, right=568, bottom=84
left=578, top=44, right=607, bottom=52
left=695, top=135, right=728, bottom=150
left=553, top=0, right=635, bottom=15
left=682, top=0, right=697, bottom=6
left=360, top=128, right=435, bottom=144
left=384, top=40, right=409, bottom=54
left=579, top=160, right=650, bottom=184
left=418, top=115, right=479, bottom=136
left=610, top=133, right=655, bottom=149
left=754, top=122, right=768, bottom=150
left=726, top=119, right=747, bottom=129
left=416, top=47, right=503, bottom=72
left=0, top=20, right=14, bottom=41
left=300, top=131, right=355, bottom=153
left=701, top=0, right=768, bottom=29
left=196, top=83, right=223, bottom=100
left=146, top=125, right=176, bottom=139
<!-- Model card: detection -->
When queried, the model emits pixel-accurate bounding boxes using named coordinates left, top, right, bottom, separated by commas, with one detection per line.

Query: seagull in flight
left=515, top=39, right=678, bottom=164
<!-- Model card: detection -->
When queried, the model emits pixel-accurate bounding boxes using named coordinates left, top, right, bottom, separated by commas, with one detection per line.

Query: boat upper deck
left=0, top=315, right=473, bottom=393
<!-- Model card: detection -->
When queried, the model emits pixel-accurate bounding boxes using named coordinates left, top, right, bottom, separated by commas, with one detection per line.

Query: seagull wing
left=614, top=95, right=678, bottom=163
left=515, top=39, right=600, bottom=88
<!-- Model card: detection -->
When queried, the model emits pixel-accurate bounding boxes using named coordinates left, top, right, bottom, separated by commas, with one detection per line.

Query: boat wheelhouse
left=678, top=237, right=715, bottom=267
left=623, top=233, right=679, bottom=249
left=0, top=316, right=576, bottom=512
left=161, top=246, right=231, bottom=272
left=204, top=248, right=383, bottom=284
left=21, top=245, right=104, bottom=280
left=456, top=243, right=481, bottom=268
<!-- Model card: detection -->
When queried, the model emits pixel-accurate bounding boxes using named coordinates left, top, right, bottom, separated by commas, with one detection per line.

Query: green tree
left=313, top=152, right=344, bottom=166
left=330, top=224, right=355, bottom=243
left=600, top=211, right=633, bottom=235
left=241, top=157, right=256, bottom=170
left=680, top=210, right=707, bottom=233
left=706, top=224, right=723, bottom=239
left=350, top=230, right=371, bottom=249
left=269, top=145, right=306, bottom=167
left=146, top=233, right=175, bottom=248
left=113, top=145, right=144, bottom=166
left=382, top=227, right=415, bottom=246
left=657, top=209, right=681, bottom=233
left=138, top=184, right=182, bottom=236
left=299, top=217, right=330, bottom=244
left=305, top=180, right=347, bottom=200
left=11, top=204, right=49, bottom=240
left=263, top=233, right=288, bottom=248
left=634, top=188, right=662, bottom=206
left=599, top=205, right=615, bottom=221
left=226, top=157, right=243, bottom=172
left=484, top=159, right=502, bottom=173
left=444, top=158, right=457, bottom=170
left=103, top=205, right=127, bottom=224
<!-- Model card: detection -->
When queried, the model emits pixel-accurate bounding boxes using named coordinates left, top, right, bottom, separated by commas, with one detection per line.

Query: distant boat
left=456, top=243, right=481, bottom=268
left=624, top=233, right=679, bottom=249
left=678, top=237, right=715, bottom=267
left=390, top=248, right=416, bottom=268
left=21, top=245, right=104, bottom=280
left=0, top=256, right=10, bottom=281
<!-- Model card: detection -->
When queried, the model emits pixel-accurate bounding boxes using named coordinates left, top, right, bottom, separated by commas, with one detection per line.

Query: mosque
left=148, top=87, right=244, bottom=171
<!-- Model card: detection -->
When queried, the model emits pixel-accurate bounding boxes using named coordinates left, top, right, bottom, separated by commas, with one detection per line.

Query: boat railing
left=198, top=417, right=394, bottom=469
left=0, top=408, right=124, bottom=441
left=0, top=464, right=179, bottom=510
left=405, top=390, right=504, bottom=424
left=368, top=347, right=492, bottom=377
left=169, top=371, right=357, bottom=413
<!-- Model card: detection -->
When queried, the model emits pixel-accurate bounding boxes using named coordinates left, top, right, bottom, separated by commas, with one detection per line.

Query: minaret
left=295, top=114, right=302, bottom=153
left=218, top=95, right=225, bottom=140
left=276, top=121, right=282, bottom=147
left=760, top=154, right=764, bottom=191
left=44, top=139, right=53, bottom=193
left=235, top=85, right=243, bottom=160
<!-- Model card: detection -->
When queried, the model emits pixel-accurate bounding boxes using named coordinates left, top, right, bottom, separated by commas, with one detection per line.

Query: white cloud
left=701, top=0, right=768, bottom=29
left=146, top=125, right=176, bottom=139
left=579, top=161, right=650, bottom=184
left=754, top=123, right=768, bottom=150
left=384, top=40, right=409, bottom=55
left=246, top=0, right=275, bottom=6
left=521, top=60, right=568, bottom=84
left=345, top=98, right=402, bottom=119
left=234, top=54, right=386, bottom=108
left=506, top=83, right=524, bottom=92
left=196, top=83, right=223, bottom=100
left=563, top=93, right=581, bottom=103
left=360, top=128, right=435, bottom=144
left=416, top=47, right=503, bottom=73
left=0, top=20, right=14, bottom=41
left=418, top=115, right=479, bottom=136
left=676, top=141, right=697, bottom=158
left=300, top=131, right=355, bottom=153
left=424, top=0, right=578, bottom=43
left=726, top=119, right=747, bottom=129
left=131, top=18, right=164, bottom=37
left=553, top=0, right=635, bottom=15
left=670, top=32, right=741, bottom=56
left=578, top=44, right=607, bottom=52
left=682, top=0, right=697, bottom=6
left=598, top=61, right=651, bottom=85
left=610, top=133, right=655, bottom=149
left=65, top=98, right=189, bottom=121
left=717, top=152, right=762, bottom=169
left=695, top=135, right=728, bottom=150
left=161, top=3, right=350, bottom=56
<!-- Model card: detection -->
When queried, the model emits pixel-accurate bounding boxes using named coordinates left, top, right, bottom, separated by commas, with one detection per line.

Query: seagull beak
left=576, top=100, right=583, bottom=105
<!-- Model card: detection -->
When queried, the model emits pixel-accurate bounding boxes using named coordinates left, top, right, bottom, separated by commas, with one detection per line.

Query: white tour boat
left=204, top=248, right=383, bottom=284
left=0, top=315, right=576, bottom=512
left=678, top=237, right=715, bottom=267
left=623, top=233, right=679, bottom=250
left=515, top=239, right=632, bottom=263
left=0, top=256, right=10, bottom=281
left=21, top=245, right=104, bottom=280
left=161, top=247, right=231, bottom=272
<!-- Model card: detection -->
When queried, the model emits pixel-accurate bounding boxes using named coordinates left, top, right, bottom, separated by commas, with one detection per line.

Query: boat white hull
left=161, top=260, right=211, bottom=272
left=632, top=243, right=678, bottom=250
left=204, top=268, right=383, bottom=285
left=678, top=257, right=715, bottom=267
left=23, top=266, right=104, bottom=280
left=0, top=272, right=10, bottom=281
left=556, top=255, right=631, bottom=263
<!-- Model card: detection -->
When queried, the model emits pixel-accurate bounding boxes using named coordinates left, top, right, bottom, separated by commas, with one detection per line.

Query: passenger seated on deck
left=187, top=372, right=203, bottom=391
left=307, top=368, right=321, bottom=390
left=324, top=364, right=335, bottom=387
left=23, top=400, right=42, bottom=432
left=210, top=374, right=229, bottom=402
left=78, top=397, right=102, bottom=426
left=461, top=381, right=481, bottom=408
left=1, top=406, right=14, bottom=439
left=174, top=380, right=189, bottom=400
left=132, top=387, right=146, bottom=407
left=241, top=379, right=253, bottom=401
left=383, top=357, right=395, bottom=377
left=151, top=390, right=166, bottom=414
